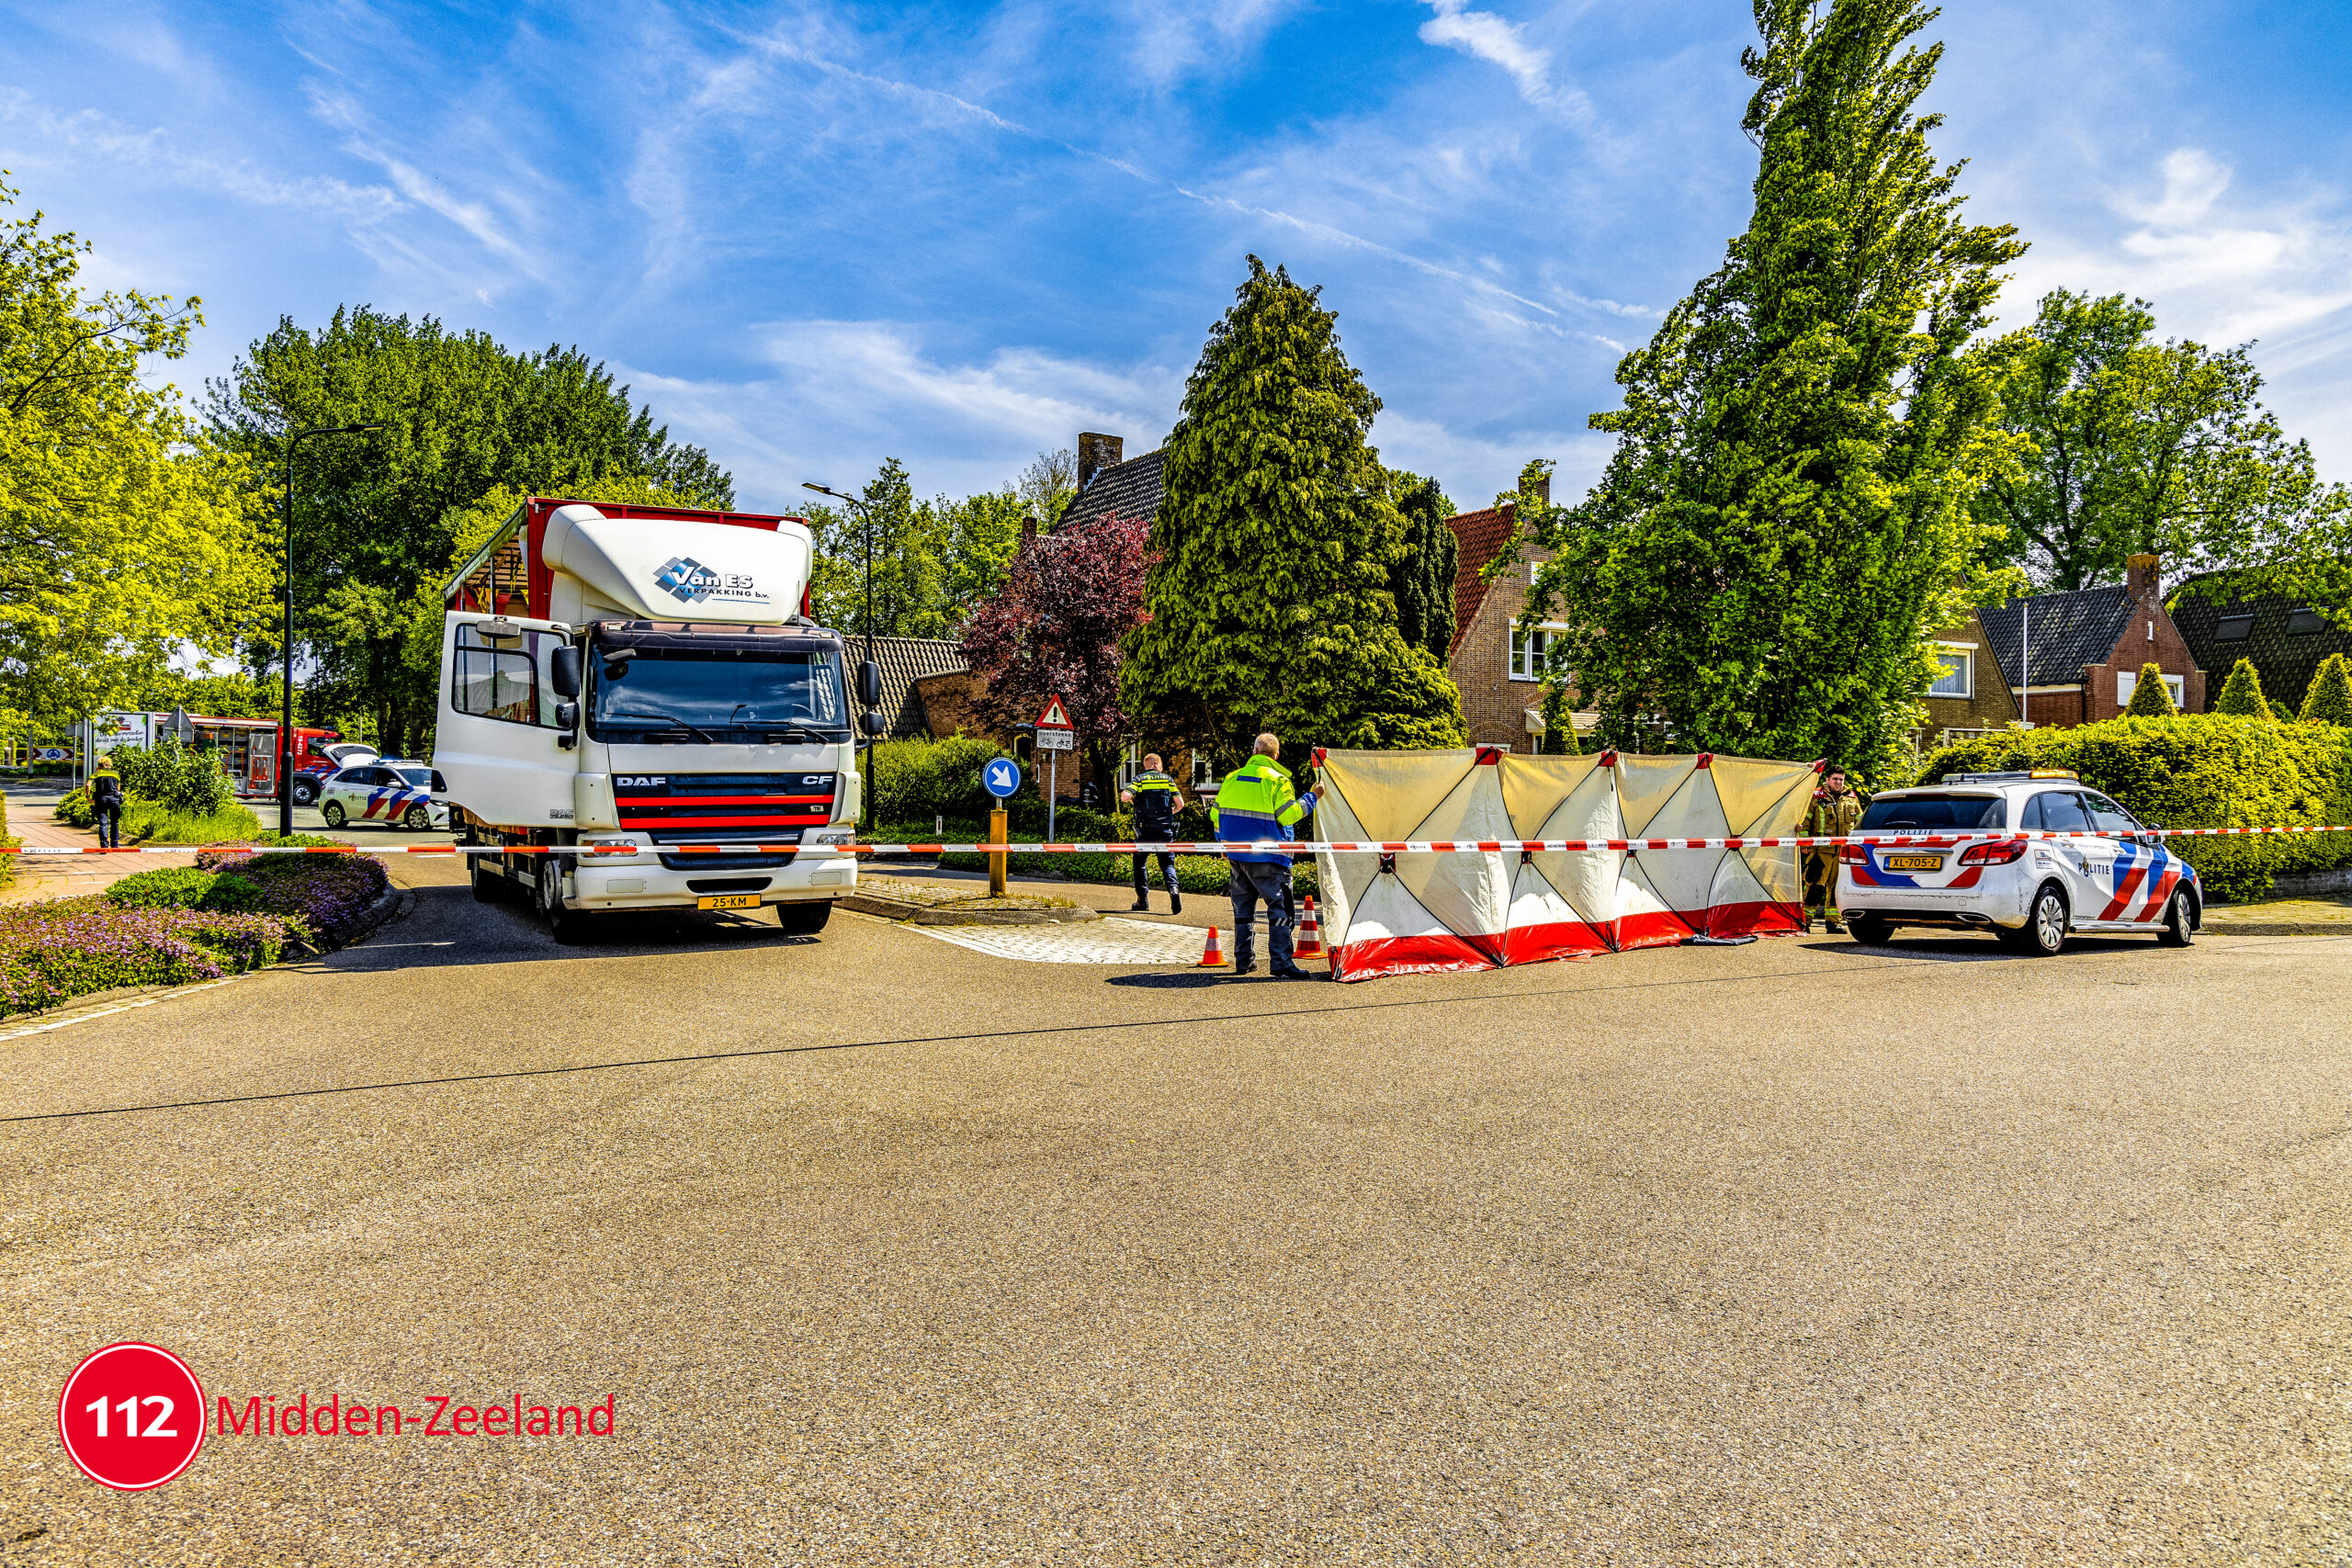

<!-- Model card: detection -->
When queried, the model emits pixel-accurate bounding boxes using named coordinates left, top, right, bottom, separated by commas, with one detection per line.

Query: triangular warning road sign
left=1035, top=694, right=1073, bottom=729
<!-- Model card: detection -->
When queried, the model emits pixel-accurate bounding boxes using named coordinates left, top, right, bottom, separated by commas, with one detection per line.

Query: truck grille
left=615, top=773, right=837, bottom=870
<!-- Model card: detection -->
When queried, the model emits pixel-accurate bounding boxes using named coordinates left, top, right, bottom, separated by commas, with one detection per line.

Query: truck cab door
left=435, top=613, right=579, bottom=832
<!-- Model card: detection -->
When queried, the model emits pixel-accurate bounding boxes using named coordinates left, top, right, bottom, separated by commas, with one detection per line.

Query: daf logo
left=618, top=776, right=665, bottom=787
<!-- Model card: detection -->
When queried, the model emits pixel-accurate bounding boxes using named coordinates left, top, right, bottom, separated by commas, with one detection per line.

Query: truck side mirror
left=549, top=645, right=582, bottom=700
left=861, top=710, right=888, bottom=737
left=856, top=660, right=882, bottom=707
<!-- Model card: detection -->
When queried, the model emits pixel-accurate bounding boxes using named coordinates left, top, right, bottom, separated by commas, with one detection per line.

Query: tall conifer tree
left=1523, top=0, right=2023, bottom=777
left=1390, top=472, right=1459, bottom=661
left=1124, top=258, right=1464, bottom=761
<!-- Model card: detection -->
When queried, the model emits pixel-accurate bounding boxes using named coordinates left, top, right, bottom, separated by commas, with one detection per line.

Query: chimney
left=2127, top=553, right=2160, bottom=601
left=1077, top=433, right=1124, bottom=492
left=1530, top=473, right=1550, bottom=507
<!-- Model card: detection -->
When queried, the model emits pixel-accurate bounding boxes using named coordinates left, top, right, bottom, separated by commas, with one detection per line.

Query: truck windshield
left=1858, top=795, right=2007, bottom=830
left=589, top=648, right=849, bottom=739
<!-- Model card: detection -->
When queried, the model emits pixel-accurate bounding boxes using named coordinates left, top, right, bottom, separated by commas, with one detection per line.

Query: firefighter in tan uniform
left=1804, top=768, right=1865, bottom=932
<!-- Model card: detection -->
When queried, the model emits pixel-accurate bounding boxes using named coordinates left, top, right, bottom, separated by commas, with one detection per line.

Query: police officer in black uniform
left=1120, top=753, right=1184, bottom=914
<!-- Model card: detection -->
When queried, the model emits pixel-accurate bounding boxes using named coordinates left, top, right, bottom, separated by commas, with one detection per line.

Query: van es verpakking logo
left=653, top=557, right=766, bottom=606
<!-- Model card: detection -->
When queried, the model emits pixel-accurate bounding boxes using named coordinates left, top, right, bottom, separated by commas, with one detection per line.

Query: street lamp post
left=803, top=481, right=882, bottom=830
left=279, top=423, right=384, bottom=838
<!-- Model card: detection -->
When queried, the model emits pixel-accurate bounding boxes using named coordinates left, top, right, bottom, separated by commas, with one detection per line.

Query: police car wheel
left=1847, top=915, right=1893, bottom=946
left=2006, top=884, right=2069, bottom=956
left=403, top=803, right=431, bottom=830
left=321, top=800, right=347, bottom=829
left=2157, top=888, right=2196, bottom=947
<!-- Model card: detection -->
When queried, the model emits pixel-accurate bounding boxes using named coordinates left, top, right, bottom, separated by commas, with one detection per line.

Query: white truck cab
left=433, top=498, right=875, bottom=941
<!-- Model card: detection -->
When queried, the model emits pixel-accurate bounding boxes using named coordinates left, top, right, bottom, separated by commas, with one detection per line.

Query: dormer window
left=2215, top=614, right=2255, bottom=642
left=2288, top=609, right=2328, bottom=635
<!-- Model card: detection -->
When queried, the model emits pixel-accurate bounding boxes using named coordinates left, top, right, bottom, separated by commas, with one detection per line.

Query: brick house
left=1915, top=604, right=2021, bottom=747
left=2167, top=570, right=2352, bottom=715
left=1443, top=479, right=1585, bottom=752
left=1977, top=554, right=2207, bottom=728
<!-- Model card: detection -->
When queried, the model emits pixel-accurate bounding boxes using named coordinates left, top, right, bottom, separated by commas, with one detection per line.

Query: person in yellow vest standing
left=1211, top=733, right=1317, bottom=978
left=89, top=754, right=127, bottom=850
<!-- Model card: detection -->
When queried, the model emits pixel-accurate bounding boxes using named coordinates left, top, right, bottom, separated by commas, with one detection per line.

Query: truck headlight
left=804, top=829, right=857, bottom=848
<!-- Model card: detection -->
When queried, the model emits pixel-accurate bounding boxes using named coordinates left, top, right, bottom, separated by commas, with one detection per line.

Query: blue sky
left=6, top=0, right=2350, bottom=518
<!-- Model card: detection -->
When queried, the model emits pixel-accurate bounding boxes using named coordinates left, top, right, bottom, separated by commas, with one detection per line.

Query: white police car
left=317, top=761, right=447, bottom=832
left=1837, top=770, right=2201, bottom=955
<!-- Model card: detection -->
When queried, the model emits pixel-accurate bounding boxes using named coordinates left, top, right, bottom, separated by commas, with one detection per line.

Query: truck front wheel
left=774, top=900, right=832, bottom=936
left=536, top=856, right=588, bottom=944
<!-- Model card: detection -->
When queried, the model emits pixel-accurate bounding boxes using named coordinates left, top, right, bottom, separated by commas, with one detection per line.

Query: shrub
left=2302, top=653, right=2352, bottom=726
left=54, top=786, right=94, bottom=828
left=0, top=897, right=296, bottom=1018
left=2213, top=658, right=2271, bottom=718
left=866, top=737, right=1016, bottom=825
left=113, top=738, right=234, bottom=816
left=2123, top=662, right=2177, bottom=717
left=1917, top=713, right=2352, bottom=902
left=193, top=851, right=390, bottom=937
left=121, top=799, right=264, bottom=845
left=104, top=868, right=266, bottom=913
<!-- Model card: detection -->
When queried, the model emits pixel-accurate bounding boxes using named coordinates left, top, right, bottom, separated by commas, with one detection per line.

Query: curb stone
left=837, top=892, right=1102, bottom=927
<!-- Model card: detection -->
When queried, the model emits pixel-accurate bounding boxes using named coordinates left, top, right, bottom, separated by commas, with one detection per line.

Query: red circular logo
left=57, top=1343, right=207, bottom=1491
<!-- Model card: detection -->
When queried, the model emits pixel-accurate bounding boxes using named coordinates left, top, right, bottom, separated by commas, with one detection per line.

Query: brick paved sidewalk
left=1, top=786, right=193, bottom=906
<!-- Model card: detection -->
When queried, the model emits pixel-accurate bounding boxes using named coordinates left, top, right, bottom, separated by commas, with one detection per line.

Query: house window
left=2119, top=669, right=2185, bottom=708
left=1929, top=648, right=1973, bottom=699
left=2215, top=614, right=2255, bottom=642
left=1118, top=742, right=1142, bottom=789
left=1190, top=752, right=1218, bottom=791
left=1510, top=624, right=1566, bottom=681
left=2288, top=608, right=2328, bottom=635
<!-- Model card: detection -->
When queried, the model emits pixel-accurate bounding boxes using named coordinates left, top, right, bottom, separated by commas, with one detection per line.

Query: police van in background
left=1837, top=770, right=2202, bottom=955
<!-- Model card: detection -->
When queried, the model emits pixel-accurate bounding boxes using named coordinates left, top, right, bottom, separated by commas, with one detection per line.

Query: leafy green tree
left=2124, top=661, right=2177, bottom=717
left=0, top=181, right=268, bottom=736
left=2212, top=658, right=2270, bottom=718
left=1124, top=257, right=1465, bottom=763
left=1978, top=290, right=2349, bottom=592
left=1522, top=0, right=2022, bottom=779
left=1389, top=472, right=1459, bottom=660
left=2300, top=652, right=2352, bottom=726
left=202, top=306, right=729, bottom=751
left=1019, top=448, right=1077, bottom=528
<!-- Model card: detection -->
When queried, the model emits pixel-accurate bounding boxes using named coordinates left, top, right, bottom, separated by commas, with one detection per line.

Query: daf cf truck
left=432, top=496, right=878, bottom=941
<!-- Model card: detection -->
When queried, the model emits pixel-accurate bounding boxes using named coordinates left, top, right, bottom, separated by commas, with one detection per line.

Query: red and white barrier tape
left=8, top=825, right=2351, bottom=857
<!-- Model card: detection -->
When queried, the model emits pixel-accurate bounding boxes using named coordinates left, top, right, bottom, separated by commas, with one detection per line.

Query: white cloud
left=1418, top=0, right=1590, bottom=123
left=616, top=325, right=1187, bottom=510
left=1997, top=145, right=2352, bottom=465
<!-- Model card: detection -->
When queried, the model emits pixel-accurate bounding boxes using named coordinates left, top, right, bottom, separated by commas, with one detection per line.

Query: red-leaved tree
left=961, top=513, right=1151, bottom=800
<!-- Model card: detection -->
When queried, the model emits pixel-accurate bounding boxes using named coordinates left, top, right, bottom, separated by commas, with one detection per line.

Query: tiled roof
left=1444, top=504, right=1519, bottom=657
left=854, top=636, right=968, bottom=738
left=1978, top=584, right=2134, bottom=688
left=1061, top=448, right=1165, bottom=531
left=2168, top=572, right=2352, bottom=712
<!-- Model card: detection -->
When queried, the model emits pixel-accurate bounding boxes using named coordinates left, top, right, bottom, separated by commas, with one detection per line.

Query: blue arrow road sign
left=981, top=757, right=1021, bottom=798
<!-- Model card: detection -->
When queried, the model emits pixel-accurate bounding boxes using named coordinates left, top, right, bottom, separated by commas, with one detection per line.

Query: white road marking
left=0, top=973, right=259, bottom=1043
left=906, top=918, right=1211, bottom=965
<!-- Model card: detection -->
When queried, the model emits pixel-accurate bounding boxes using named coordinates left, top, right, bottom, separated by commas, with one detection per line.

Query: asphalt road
left=3, top=858, right=2347, bottom=1565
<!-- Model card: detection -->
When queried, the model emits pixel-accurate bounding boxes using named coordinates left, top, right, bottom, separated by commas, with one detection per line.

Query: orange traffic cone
left=1295, top=896, right=1327, bottom=960
left=1197, top=925, right=1227, bottom=967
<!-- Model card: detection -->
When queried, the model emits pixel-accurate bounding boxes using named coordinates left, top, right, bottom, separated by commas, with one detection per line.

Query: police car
left=1837, top=770, right=2201, bottom=955
left=317, top=761, right=447, bottom=832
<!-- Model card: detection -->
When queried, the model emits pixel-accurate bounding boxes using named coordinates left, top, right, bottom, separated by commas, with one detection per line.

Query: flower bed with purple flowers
left=0, top=898, right=298, bottom=1019
left=194, top=851, right=392, bottom=941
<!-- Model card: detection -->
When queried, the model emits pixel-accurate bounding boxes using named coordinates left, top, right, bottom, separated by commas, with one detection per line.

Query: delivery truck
left=433, top=496, right=876, bottom=941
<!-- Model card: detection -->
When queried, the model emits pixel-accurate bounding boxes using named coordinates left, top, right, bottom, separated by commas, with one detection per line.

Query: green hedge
left=1917, top=714, right=2352, bottom=903
left=54, top=788, right=262, bottom=844
left=104, top=867, right=266, bottom=913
